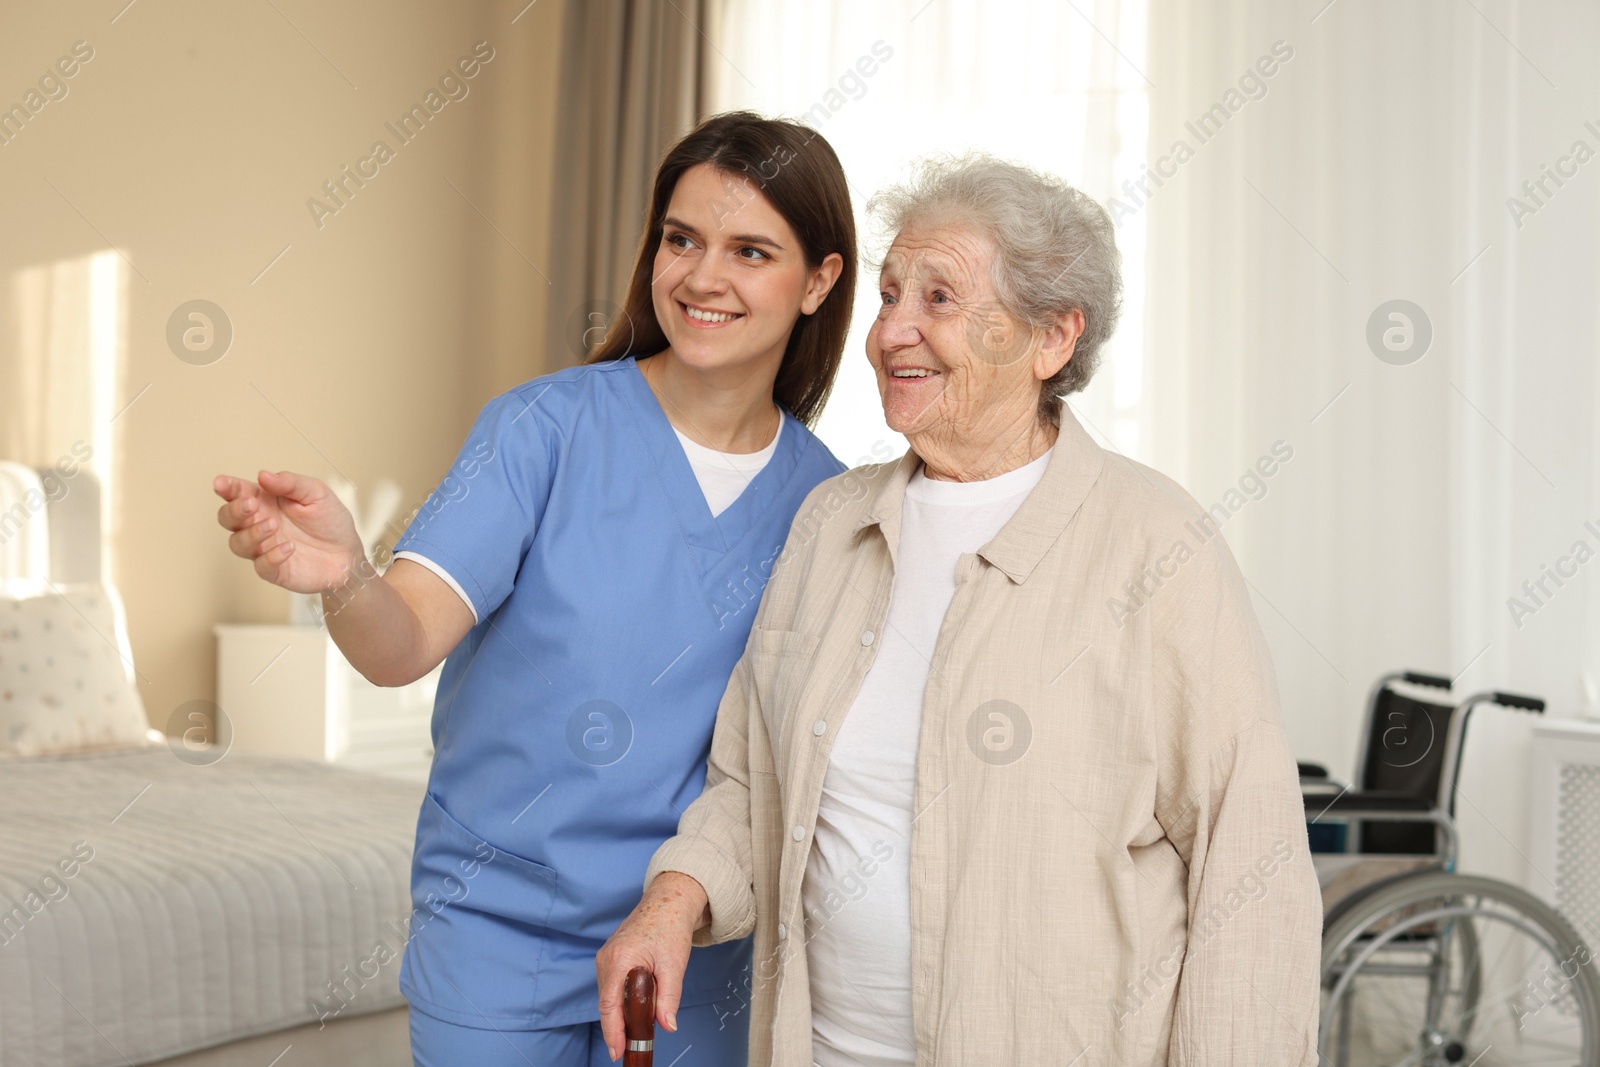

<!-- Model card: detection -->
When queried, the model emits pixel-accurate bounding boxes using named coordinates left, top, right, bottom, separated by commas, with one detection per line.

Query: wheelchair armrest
left=1298, top=761, right=1331, bottom=778
left=1304, top=790, right=1434, bottom=815
left=1303, top=791, right=1458, bottom=870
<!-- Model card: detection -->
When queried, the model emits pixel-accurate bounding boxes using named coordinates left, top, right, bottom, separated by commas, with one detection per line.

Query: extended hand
left=213, top=469, right=366, bottom=595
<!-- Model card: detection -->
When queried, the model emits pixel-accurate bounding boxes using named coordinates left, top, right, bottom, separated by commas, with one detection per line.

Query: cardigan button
left=860, top=630, right=875, bottom=646
left=777, top=923, right=788, bottom=939
left=812, top=720, right=827, bottom=736
left=792, top=825, right=805, bottom=842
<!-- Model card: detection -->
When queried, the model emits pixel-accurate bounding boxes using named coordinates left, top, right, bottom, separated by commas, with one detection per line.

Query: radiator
left=1529, top=719, right=1600, bottom=947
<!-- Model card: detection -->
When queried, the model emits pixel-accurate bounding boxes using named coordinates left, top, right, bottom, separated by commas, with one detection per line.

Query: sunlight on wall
left=2, top=250, right=128, bottom=584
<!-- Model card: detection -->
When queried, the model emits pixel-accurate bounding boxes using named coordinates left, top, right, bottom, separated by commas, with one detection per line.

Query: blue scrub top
left=390, top=354, right=845, bottom=1030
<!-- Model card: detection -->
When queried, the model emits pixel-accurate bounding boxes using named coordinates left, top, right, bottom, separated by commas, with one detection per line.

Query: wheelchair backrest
left=1358, top=687, right=1455, bottom=853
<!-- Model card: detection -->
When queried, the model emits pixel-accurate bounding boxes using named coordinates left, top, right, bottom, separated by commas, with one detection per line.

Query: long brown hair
left=587, top=111, right=857, bottom=427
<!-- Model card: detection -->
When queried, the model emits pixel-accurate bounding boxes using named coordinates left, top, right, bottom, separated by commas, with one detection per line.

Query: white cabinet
left=212, top=623, right=437, bottom=782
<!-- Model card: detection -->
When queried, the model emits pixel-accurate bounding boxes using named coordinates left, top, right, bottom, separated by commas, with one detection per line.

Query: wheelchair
left=1300, top=670, right=1600, bottom=1065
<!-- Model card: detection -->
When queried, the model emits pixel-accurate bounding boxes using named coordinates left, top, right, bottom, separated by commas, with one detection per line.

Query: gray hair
left=867, top=153, right=1124, bottom=422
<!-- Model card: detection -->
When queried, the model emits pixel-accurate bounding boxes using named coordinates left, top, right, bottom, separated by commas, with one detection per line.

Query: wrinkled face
left=650, top=162, right=826, bottom=374
left=866, top=220, right=1046, bottom=441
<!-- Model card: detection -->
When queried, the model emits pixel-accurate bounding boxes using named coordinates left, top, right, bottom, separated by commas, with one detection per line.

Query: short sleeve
left=390, top=389, right=555, bottom=624
left=392, top=551, right=478, bottom=621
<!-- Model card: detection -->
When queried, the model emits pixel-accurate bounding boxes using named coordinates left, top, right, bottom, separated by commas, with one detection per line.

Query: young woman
left=212, top=111, right=857, bottom=1066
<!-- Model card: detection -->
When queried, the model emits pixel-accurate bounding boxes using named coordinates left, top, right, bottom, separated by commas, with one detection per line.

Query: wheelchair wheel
left=1319, top=872, right=1600, bottom=1066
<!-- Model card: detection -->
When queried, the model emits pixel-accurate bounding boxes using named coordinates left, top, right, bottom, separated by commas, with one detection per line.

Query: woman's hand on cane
left=597, top=872, right=710, bottom=1062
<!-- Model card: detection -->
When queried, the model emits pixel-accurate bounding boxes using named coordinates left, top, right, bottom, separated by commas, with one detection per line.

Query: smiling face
left=650, top=162, right=838, bottom=379
left=867, top=220, right=1059, bottom=450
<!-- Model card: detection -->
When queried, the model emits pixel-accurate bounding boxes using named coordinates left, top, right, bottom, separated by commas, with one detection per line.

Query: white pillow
left=0, top=583, right=152, bottom=757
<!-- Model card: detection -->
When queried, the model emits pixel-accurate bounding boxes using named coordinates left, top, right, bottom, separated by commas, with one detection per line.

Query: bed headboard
left=0, top=461, right=142, bottom=694
left=0, top=461, right=105, bottom=586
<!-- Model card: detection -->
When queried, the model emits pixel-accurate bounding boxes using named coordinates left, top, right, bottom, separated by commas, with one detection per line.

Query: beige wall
left=0, top=0, right=566, bottom=731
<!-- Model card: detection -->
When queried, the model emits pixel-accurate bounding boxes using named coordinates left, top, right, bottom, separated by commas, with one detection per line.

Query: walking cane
left=623, top=966, right=655, bottom=1066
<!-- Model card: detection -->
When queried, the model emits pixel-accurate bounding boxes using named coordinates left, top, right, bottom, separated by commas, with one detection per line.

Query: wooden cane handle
left=623, top=966, right=655, bottom=1066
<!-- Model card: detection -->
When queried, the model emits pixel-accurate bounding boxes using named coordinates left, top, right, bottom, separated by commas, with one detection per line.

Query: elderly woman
left=597, top=155, right=1322, bottom=1066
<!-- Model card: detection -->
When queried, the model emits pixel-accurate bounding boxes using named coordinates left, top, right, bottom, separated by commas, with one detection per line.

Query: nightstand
left=212, top=623, right=438, bottom=781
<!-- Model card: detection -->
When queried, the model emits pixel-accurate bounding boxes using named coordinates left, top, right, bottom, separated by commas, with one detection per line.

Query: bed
left=0, top=462, right=421, bottom=1067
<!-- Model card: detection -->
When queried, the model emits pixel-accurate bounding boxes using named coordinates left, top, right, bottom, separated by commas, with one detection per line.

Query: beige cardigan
left=646, top=405, right=1322, bottom=1066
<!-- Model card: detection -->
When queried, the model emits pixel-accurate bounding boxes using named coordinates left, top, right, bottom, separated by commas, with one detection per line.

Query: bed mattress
left=0, top=745, right=423, bottom=1067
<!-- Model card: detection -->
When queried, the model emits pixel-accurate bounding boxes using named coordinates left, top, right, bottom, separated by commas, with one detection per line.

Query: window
left=2, top=251, right=128, bottom=584
left=706, top=0, right=1150, bottom=466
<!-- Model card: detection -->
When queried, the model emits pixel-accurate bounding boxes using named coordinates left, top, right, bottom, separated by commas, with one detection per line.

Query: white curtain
left=705, top=0, right=1150, bottom=468
left=707, top=0, right=1600, bottom=891
left=1144, top=0, right=1600, bottom=888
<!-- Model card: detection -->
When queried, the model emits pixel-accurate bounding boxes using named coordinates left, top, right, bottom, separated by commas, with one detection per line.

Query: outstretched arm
left=213, top=470, right=474, bottom=686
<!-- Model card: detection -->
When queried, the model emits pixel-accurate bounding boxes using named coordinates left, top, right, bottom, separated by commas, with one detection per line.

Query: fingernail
left=607, top=1047, right=617, bottom=1062
left=667, top=1011, right=678, bottom=1031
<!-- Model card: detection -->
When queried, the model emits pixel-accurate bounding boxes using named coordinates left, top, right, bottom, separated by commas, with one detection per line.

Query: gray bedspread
left=0, top=746, right=423, bottom=1067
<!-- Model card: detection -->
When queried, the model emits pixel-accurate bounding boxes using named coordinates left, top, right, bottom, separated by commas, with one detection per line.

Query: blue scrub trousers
left=410, top=997, right=750, bottom=1067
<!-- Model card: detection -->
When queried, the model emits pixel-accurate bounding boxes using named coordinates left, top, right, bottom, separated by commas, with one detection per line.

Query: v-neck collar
left=622, top=353, right=804, bottom=559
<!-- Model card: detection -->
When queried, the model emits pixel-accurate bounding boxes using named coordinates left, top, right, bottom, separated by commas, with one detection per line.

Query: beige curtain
left=543, top=0, right=707, bottom=372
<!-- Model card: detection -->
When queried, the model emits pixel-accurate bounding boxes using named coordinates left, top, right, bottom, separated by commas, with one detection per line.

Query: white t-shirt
left=395, top=414, right=781, bottom=622
left=673, top=415, right=782, bottom=518
left=805, top=447, right=1053, bottom=1067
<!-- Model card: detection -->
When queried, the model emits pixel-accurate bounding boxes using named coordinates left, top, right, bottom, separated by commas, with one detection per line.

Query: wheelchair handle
left=1403, top=671, right=1453, bottom=690
left=623, top=966, right=655, bottom=1066
left=1493, top=691, right=1545, bottom=713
